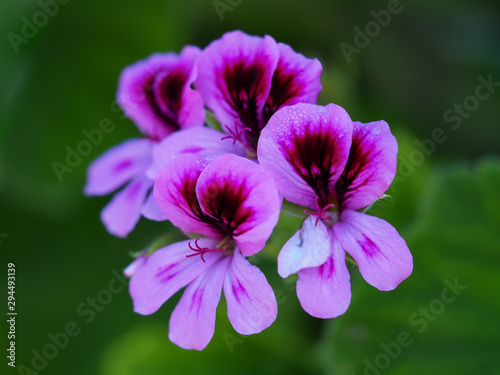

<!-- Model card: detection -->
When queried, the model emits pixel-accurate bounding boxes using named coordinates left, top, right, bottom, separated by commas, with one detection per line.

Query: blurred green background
left=1, top=0, right=499, bottom=374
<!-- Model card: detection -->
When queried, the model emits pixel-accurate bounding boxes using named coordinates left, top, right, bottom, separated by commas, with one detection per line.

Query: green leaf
left=321, top=158, right=500, bottom=375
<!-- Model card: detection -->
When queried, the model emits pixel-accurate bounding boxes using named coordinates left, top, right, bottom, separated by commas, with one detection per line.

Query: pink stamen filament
left=304, top=196, right=335, bottom=226
left=221, top=121, right=251, bottom=146
left=186, top=238, right=226, bottom=263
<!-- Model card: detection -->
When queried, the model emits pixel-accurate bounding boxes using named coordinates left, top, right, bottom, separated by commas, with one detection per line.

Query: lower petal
left=100, top=175, right=153, bottom=237
left=141, top=191, right=168, bottom=221
left=130, top=238, right=222, bottom=315
left=169, top=256, right=231, bottom=350
left=277, top=216, right=330, bottom=278
left=224, top=249, right=277, bottom=335
left=296, top=233, right=351, bottom=319
left=334, top=210, right=413, bottom=291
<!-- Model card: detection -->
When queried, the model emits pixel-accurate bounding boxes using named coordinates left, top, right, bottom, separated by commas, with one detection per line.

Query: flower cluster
left=85, top=30, right=413, bottom=350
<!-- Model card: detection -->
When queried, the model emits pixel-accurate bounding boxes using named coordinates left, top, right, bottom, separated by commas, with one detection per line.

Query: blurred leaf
left=321, top=158, right=500, bottom=375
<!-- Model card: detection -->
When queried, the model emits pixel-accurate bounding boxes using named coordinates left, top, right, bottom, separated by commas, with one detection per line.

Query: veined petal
left=196, top=30, right=280, bottom=150
left=100, top=175, right=153, bottom=238
left=296, top=232, right=351, bottom=319
left=263, top=43, right=322, bottom=123
left=258, top=103, right=352, bottom=209
left=147, top=127, right=246, bottom=180
left=117, top=46, right=204, bottom=140
left=169, top=255, right=231, bottom=350
left=224, top=249, right=277, bottom=335
left=153, top=154, right=221, bottom=239
left=277, top=216, right=330, bottom=278
left=84, top=138, right=153, bottom=196
left=335, top=120, right=397, bottom=211
left=334, top=210, right=413, bottom=291
left=196, top=154, right=282, bottom=256
left=141, top=191, right=168, bottom=221
left=130, top=238, right=223, bottom=315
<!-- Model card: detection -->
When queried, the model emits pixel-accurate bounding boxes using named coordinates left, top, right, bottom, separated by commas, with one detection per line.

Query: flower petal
left=335, top=120, right=397, bottom=211
left=262, top=43, right=322, bottom=123
left=196, top=154, right=282, bottom=256
left=277, top=216, right=330, bottom=278
left=147, top=127, right=246, bottom=180
left=334, top=210, right=413, bottom=291
left=196, top=30, right=279, bottom=150
left=296, top=232, right=351, bottom=319
left=153, top=154, right=221, bottom=238
left=100, top=175, right=153, bottom=238
left=84, top=138, right=153, bottom=196
left=224, top=249, right=277, bottom=335
left=141, top=191, right=168, bottom=221
left=169, top=255, right=231, bottom=350
left=117, top=46, right=204, bottom=140
left=258, top=103, right=352, bottom=209
left=129, top=238, right=223, bottom=315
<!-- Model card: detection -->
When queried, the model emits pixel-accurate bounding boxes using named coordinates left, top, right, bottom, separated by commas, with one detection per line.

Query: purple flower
left=129, top=154, right=281, bottom=350
left=258, top=103, right=413, bottom=319
left=195, top=30, right=322, bottom=154
left=85, top=46, right=205, bottom=237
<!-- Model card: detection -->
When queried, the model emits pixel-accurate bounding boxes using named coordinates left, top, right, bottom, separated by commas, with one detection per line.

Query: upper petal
left=169, top=255, right=231, bottom=350
left=296, top=231, right=351, bottom=319
left=196, top=154, right=282, bottom=256
left=258, top=103, right=353, bottom=209
left=84, top=138, right=153, bottom=196
left=334, top=120, right=397, bottom=211
left=196, top=30, right=280, bottom=150
left=262, top=43, right=322, bottom=123
left=100, top=175, right=153, bottom=238
left=277, top=216, right=330, bottom=278
left=147, top=127, right=246, bottom=180
left=117, top=46, right=204, bottom=140
left=334, top=210, right=413, bottom=291
left=129, top=238, right=223, bottom=315
left=153, top=154, right=221, bottom=238
left=223, top=249, right=277, bottom=335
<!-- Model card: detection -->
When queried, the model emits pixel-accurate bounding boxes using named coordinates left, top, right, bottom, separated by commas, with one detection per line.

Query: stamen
left=304, top=196, right=335, bottom=226
left=221, top=120, right=251, bottom=146
left=186, top=238, right=226, bottom=263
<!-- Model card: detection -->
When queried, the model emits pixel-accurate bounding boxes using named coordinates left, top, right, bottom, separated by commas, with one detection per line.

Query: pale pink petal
left=195, top=30, right=280, bottom=150
left=334, top=210, right=413, bottom=291
left=130, top=238, right=223, bottom=315
left=141, top=191, right=168, bottom=221
left=123, top=253, right=147, bottom=278
left=224, top=249, right=277, bottom=335
left=153, top=154, right=222, bottom=238
left=100, top=175, right=153, bottom=238
left=196, top=154, right=282, bottom=257
left=277, top=216, right=330, bottom=278
left=335, top=120, right=397, bottom=211
left=147, top=127, right=246, bottom=180
left=84, top=138, right=153, bottom=196
left=258, top=103, right=352, bottom=209
left=296, top=232, right=351, bottom=319
left=169, top=255, right=231, bottom=350
left=262, top=43, right=322, bottom=123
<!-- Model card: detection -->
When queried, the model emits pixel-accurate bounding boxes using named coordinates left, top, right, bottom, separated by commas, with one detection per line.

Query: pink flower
left=258, top=103, right=413, bottom=319
left=129, top=154, right=281, bottom=350
left=84, top=46, right=205, bottom=237
left=195, top=30, right=322, bottom=154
